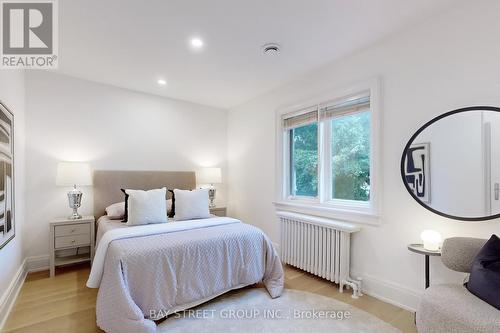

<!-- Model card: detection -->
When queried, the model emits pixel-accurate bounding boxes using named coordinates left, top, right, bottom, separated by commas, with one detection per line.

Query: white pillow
left=174, top=188, right=210, bottom=221
left=125, top=187, right=168, bottom=225
left=114, top=199, right=170, bottom=220
left=105, top=202, right=125, bottom=220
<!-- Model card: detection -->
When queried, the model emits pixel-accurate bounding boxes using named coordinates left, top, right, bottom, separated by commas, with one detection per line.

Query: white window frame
left=274, top=78, right=381, bottom=225
left=284, top=105, right=320, bottom=202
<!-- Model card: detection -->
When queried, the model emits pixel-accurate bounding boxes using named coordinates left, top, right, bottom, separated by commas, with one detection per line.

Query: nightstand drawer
left=55, top=234, right=90, bottom=249
left=50, top=216, right=95, bottom=277
left=54, top=223, right=90, bottom=237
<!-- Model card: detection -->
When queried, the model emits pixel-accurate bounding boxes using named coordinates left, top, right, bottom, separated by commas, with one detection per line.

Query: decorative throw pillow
left=121, top=189, right=171, bottom=222
left=168, top=190, right=175, bottom=218
left=120, top=189, right=130, bottom=223
left=123, top=187, right=168, bottom=225
left=105, top=202, right=125, bottom=220
left=166, top=198, right=173, bottom=217
left=466, top=234, right=500, bottom=310
left=173, top=188, right=210, bottom=221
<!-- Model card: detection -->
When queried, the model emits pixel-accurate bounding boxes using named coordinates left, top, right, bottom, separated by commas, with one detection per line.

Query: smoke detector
left=262, top=43, right=281, bottom=56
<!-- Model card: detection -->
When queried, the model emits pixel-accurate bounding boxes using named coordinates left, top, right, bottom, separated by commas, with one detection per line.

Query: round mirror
left=401, top=106, right=500, bottom=221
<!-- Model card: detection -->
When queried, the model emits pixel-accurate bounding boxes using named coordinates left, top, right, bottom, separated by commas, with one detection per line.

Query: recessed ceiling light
left=190, top=37, right=204, bottom=49
left=262, top=43, right=281, bottom=56
left=157, top=79, right=167, bottom=85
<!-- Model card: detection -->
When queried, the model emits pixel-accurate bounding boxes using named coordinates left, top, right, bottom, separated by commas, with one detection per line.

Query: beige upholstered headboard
left=93, top=170, right=196, bottom=219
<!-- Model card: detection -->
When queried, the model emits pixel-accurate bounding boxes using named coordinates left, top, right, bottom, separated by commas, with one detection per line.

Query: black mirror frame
left=400, top=105, right=500, bottom=221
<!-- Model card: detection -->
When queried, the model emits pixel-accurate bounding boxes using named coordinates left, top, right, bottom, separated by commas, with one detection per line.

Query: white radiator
left=277, top=211, right=363, bottom=298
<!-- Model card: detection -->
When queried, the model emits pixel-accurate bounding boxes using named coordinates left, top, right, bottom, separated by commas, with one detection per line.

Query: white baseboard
left=0, top=255, right=51, bottom=331
left=0, top=258, right=28, bottom=331
left=351, top=269, right=422, bottom=312
left=26, top=255, right=50, bottom=273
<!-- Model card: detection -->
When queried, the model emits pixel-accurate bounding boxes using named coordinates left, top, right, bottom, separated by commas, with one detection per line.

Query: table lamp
left=196, top=168, right=222, bottom=208
left=420, top=230, right=442, bottom=251
left=56, top=162, right=92, bottom=219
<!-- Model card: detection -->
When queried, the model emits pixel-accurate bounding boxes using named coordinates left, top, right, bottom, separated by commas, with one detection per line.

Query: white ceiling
left=58, top=0, right=459, bottom=109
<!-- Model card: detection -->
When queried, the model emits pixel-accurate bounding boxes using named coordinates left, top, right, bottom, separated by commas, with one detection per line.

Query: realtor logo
left=1, top=0, right=58, bottom=68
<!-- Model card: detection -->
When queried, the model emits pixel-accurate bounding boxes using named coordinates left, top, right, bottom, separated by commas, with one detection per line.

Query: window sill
left=273, top=200, right=380, bottom=226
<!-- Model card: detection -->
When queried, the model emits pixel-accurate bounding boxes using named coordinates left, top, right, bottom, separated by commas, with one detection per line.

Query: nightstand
left=49, top=216, right=95, bottom=277
left=210, top=207, right=227, bottom=217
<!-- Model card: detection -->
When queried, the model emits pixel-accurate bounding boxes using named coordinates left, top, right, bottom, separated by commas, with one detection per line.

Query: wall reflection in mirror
left=402, top=107, right=500, bottom=221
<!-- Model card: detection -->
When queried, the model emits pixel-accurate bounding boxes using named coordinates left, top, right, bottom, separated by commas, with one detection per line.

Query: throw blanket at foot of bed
left=87, top=217, right=284, bottom=333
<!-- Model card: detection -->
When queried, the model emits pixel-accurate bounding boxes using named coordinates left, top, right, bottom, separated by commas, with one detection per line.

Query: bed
left=87, top=170, right=284, bottom=333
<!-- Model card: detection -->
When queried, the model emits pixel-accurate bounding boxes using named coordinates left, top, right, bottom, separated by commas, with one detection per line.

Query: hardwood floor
left=3, top=263, right=417, bottom=333
left=3, top=264, right=101, bottom=333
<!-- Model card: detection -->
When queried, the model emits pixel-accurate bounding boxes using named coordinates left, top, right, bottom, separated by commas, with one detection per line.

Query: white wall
left=227, top=0, right=500, bottom=310
left=0, top=71, right=26, bottom=302
left=25, top=71, right=227, bottom=259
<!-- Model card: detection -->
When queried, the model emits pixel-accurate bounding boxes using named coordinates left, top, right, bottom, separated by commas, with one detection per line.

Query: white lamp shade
left=196, top=167, right=222, bottom=184
left=56, top=162, right=93, bottom=186
left=420, top=230, right=442, bottom=251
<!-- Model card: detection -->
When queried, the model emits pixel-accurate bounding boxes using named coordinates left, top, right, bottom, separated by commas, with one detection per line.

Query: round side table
left=408, top=244, right=442, bottom=289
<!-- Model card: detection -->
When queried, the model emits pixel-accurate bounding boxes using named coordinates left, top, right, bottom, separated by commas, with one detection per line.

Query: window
left=330, top=110, right=370, bottom=201
left=277, top=82, right=380, bottom=222
left=290, top=123, right=318, bottom=197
